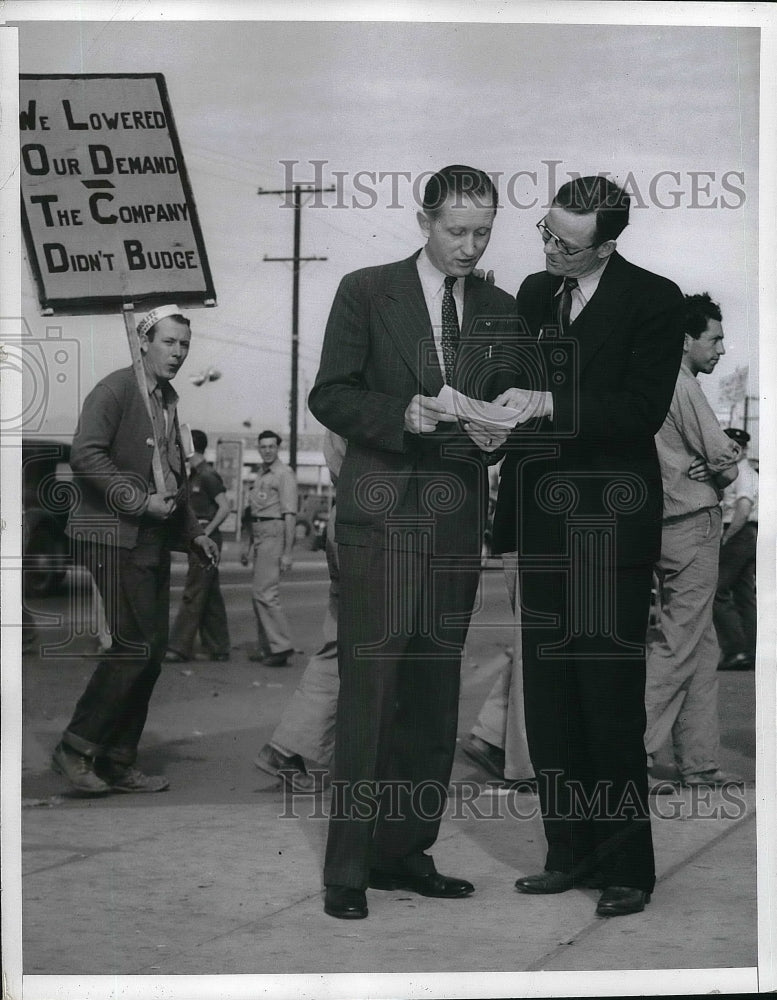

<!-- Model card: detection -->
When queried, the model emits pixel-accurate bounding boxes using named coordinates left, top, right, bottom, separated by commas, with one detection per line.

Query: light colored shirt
left=144, top=369, right=180, bottom=494
left=655, top=363, right=740, bottom=520
left=248, top=457, right=297, bottom=523
left=721, top=458, right=758, bottom=524
left=553, top=256, right=611, bottom=324
left=417, top=248, right=465, bottom=378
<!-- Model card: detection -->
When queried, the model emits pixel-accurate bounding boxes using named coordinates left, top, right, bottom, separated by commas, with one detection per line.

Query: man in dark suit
left=491, top=176, right=685, bottom=917
left=309, top=165, right=516, bottom=920
left=52, top=306, right=218, bottom=795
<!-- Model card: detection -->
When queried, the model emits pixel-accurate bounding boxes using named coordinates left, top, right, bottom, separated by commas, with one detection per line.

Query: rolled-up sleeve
left=279, top=467, right=298, bottom=515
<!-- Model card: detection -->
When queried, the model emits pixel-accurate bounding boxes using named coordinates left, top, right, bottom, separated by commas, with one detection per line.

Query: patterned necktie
left=557, top=277, right=579, bottom=334
left=441, top=275, right=460, bottom=383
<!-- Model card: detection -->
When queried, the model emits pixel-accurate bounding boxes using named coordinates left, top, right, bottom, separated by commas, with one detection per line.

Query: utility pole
left=258, top=182, right=333, bottom=470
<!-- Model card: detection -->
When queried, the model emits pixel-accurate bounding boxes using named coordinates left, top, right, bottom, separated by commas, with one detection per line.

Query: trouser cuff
left=62, top=730, right=101, bottom=758
left=62, top=731, right=136, bottom=765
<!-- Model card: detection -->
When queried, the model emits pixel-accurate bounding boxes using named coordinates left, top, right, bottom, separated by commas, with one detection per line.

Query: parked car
left=23, top=439, right=73, bottom=597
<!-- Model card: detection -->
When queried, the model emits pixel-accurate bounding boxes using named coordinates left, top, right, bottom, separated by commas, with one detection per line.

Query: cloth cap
left=137, top=304, right=185, bottom=339
left=724, top=427, right=750, bottom=447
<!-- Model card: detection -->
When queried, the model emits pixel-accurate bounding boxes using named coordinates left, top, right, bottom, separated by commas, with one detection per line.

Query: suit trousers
left=168, top=530, right=230, bottom=658
left=323, top=540, right=481, bottom=889
left=63, top=539, right=170, bottom=765
left=521, top=561, right=655, bottom=892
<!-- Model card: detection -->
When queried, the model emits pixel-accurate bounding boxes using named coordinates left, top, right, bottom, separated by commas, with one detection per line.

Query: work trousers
left=645, top=507, right=722, bottom=778
left=470, top=554, right=534, bottom=780
left=169, top=529, right=230, bottom=658
left=713, top=522, right=757, bottom=660
left=273, top=508, right=340, bottom=765
left=251, top=520, right=293, bottom=655
left=63, top=539, right=170, bottom=765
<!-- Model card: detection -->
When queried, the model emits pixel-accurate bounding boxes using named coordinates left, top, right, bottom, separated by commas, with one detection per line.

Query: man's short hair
left=422, top=164, right=498, bottom=216
left=258, top=430, right=282, bottom=446
left=683, top=292, right=722, bottom=340
left=191, top=429, right=208, bottom=453
left=552, top=176, right=630, bottom=243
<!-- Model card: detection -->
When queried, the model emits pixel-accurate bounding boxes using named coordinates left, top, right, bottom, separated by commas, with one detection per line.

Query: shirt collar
left=555, top=255, right=611, bottom=302
left=143, top=364, right=179, bottom=405
left=417, top=246, right=459, bottom=297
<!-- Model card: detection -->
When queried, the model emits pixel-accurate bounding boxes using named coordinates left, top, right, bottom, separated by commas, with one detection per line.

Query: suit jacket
left=309, top=251, right=517, bottom=551
left=66, top=366, right=201, bottom=550
left=491, top=251, right=685, bottom=567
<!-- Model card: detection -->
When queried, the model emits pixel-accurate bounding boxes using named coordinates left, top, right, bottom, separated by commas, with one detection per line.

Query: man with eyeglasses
left=490, top=176, right=685, bottom=918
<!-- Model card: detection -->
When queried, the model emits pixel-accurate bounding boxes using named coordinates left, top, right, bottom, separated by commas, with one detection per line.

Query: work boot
left=51, top=743, right=110, bottom=795
left=96, top=760, right=170, bottom=793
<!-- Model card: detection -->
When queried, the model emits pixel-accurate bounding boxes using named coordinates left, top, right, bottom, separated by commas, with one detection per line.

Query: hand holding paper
left=491, top=387, right=554, bottom=423
left=436, top=385, right=523, bottom=429
left=404, top=393, right=451, bottom=434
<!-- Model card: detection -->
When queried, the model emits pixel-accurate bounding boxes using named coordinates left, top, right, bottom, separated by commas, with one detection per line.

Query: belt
left=662, top=505, right=719, bottom=526
left=251, top=516, right=283, bottom=522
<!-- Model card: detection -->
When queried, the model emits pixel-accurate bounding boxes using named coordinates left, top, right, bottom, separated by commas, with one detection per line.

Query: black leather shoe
left=324, top=886, right=368, bottom=919
left=515, top=869, right=605, bottom=894
left=369, top=869, right=474, bottom=898
left=596, top=885, right=651, bottom=917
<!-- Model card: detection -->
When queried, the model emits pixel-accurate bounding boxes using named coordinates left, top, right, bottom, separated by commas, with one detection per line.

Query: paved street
left=14, top=544, right=760, bottom=993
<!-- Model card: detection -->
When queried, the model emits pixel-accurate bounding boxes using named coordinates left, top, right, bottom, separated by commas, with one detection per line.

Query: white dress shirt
left=554, top=255, right=611, bottom=324
left=417, top=248, right=465, bottom=378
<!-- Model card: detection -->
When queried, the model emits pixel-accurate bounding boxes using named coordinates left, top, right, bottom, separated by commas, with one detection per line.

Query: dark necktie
left=557, top=277, right=579, bottom=334
left=441, top=275, right=460, bottom=383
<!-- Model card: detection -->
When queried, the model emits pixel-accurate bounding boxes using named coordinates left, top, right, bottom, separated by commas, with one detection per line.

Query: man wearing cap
left=644, top=292, right=742, bottom=790
left=51, top=305, right=219, bottom=794
left=714, top=427, right=758, bottom=671
left=242, top=430, right=297, bottom=667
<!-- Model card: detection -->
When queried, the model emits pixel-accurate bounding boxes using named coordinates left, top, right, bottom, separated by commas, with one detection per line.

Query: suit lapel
left=375, top=252, right=444, bottom=396
left=569, top=252, right=632, bottom=372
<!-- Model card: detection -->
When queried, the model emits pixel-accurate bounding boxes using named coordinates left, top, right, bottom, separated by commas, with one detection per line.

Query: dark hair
left=683, top=292, right=722, bottom=340
left=258, top=430, right=282, bottom=446
left=191, top=429, right=208, bottom=453
left=422, top=164, right=498, bottom=217
left=146, top=314, right=190, bottom=342
left=552, top=176, right=630, bottom=243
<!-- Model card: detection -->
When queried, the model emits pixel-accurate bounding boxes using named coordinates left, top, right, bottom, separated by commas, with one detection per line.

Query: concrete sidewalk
left=19, top=777, right=757, bottom=992
left=13, top=561, right=763, bottom=998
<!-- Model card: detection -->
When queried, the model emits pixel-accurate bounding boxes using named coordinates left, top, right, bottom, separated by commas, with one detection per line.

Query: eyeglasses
left=536, top=219, right=598, bottom=256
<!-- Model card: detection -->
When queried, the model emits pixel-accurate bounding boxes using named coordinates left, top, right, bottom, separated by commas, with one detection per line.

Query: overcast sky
left=8, top=9, right=763, bottom=444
